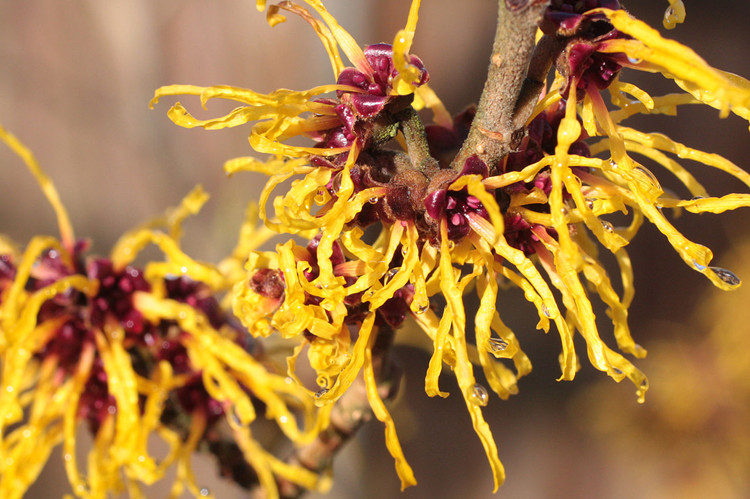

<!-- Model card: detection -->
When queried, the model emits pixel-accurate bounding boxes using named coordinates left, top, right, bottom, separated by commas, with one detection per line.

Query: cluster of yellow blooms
left=2, top=0, right=750, bottom=497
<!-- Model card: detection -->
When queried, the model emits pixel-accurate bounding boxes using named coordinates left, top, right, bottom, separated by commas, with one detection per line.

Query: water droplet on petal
left=315, top=388, right=329, bottom=399
left=709, top=266, right=741, bottom=286
left=469, top=384, right=489, bottom=407
left=385, top=267, right=400, bottom=283
left=601, top=220, right=614, bottom=233
left=368, top=197, right=379, bottom=204
left=416, top=304, right=429, bottom=314
left=634, top=166, right=660, bottom=187
left=488, top=337, right=508, bottom=353
left=200, top=488, right=211, bottom=497
left=612, top=368, right=623, bottom=375
left=586, top=198, right=595, bottom=210
left=692, top=259, right=707, bottom=271
left=401, top=245, right=409, bottom=256
left=541, top=304, right=554, bottom=318
left=609, top=159, right=618, bottom=169
left=690, top=195, right=706, bottom=201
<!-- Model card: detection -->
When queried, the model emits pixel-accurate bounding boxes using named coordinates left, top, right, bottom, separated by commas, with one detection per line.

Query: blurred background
left=1, top=1, right=749, bottom=497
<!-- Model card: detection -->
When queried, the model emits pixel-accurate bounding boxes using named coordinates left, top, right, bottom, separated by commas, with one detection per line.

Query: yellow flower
left=156, top=0, right=750, bottom=493
left=0, top=126, right=329, bottom=498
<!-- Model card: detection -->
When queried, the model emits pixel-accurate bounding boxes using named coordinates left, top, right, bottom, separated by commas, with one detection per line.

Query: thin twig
left=451, top=0, right=554, bottom=173
left=274, top=327, right=400, bottom=499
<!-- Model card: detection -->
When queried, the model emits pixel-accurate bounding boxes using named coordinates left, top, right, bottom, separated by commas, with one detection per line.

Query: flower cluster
left=0, top=127, right=328, bottom=498
left=3, top=0, right=750, bottom=497
left=149, top=0, right=750, bottom=493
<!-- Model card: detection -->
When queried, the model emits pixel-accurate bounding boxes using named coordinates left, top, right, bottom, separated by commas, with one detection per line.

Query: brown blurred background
left=2, top=1, right=750, bottom=497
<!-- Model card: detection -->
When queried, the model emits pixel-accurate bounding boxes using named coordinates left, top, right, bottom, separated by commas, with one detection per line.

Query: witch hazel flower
left=423, top=155, right=491, bottom=241
left=0, top=126, right=328, bottom=498
left=151, top=0, right=430, bottom=167
left=150, top=0, right=750, bottom=495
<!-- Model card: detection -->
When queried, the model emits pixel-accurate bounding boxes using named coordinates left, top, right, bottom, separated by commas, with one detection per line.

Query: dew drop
left=315, top=388, right=329, bottom=399
left=279, top=415, right=288, bottom=424
left=692, top=259, right=707, bottom=271
left=709, top=266, right=741, bottom=286
left=541, top=304, right=554, bottom=318
left=64, top=453, right=73, bottom=462
left=690, top=195, right=706, bottom=201
left=612, top=368, right=623, bottom=375
left=488, top=337, right=508, bottom=353
left=22, top=429, right=31, bottom=439
left=634, top=166, right=660, bottom=187
left=416, top=304, right=429, bottom=314
left=601, top=220, right=614, bottom=233
left=368, top=197, right=379, bottom=204
left=385, top=267, right=400, bottom=283
left=609, top=159, right=618, bottom=169
left=200, top=488, right=210, bottom=497
left=230, top=409, right=242, bottom=426
left=469, top=384, right=489, bottom=407
left=586, top=198, right=595, bottom=210
left=401, top=245, right=409, bottom=257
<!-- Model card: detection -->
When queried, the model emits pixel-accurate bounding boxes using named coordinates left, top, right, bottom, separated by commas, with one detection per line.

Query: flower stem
left=397, top=106, right=438, bottom=172
left=451, top=0, right=555, bottom=173
left=273, top=327, right=401, bottom=499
